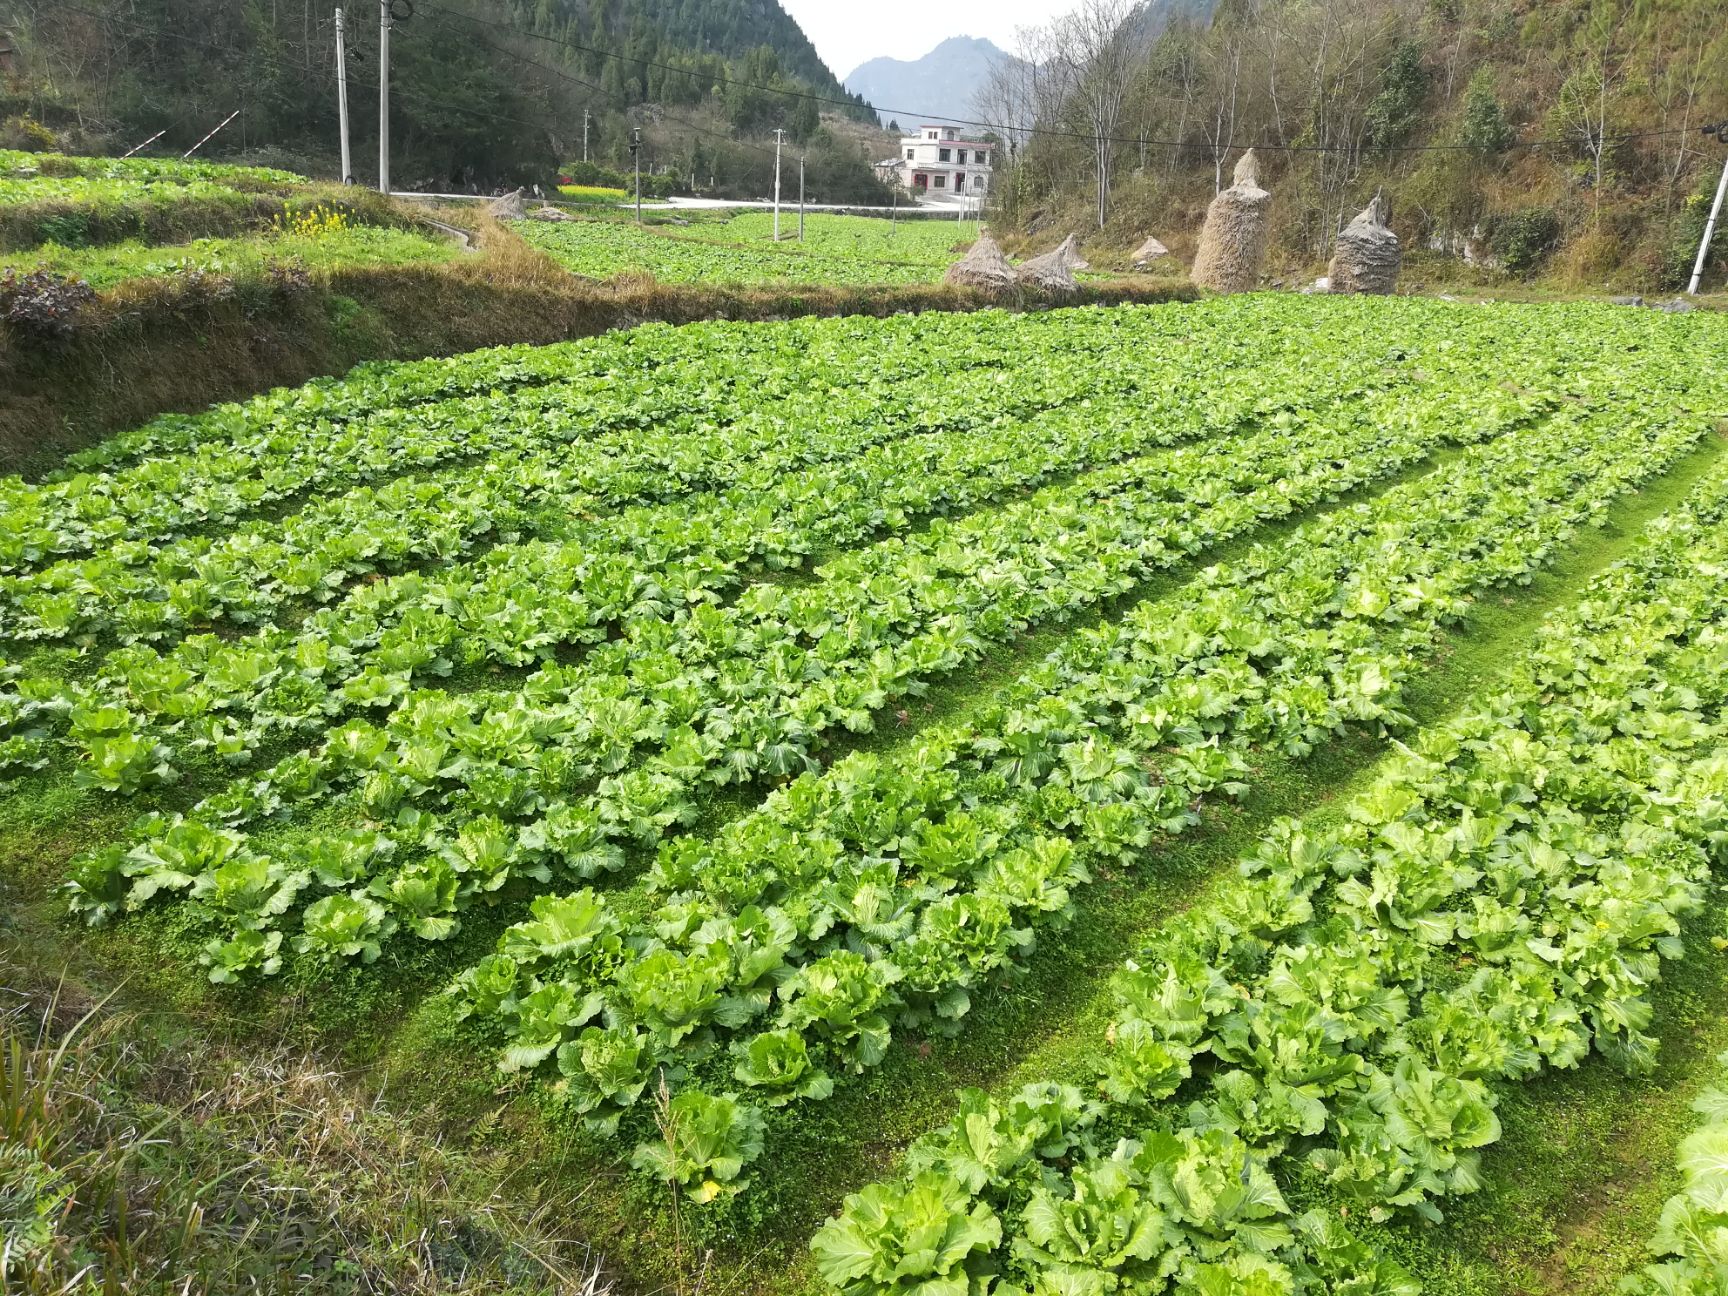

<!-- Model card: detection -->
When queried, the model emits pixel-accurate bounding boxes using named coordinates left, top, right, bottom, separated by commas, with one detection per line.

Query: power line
left=412, top=3, right=787, bottom=167
left=409, top=0, right=1699, bottom=158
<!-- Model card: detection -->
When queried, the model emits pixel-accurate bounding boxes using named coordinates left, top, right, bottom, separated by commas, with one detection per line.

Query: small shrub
left=35, top=210, right=91, bottom=248
left=266, top=262, right=313, bottom=294
left=0, top=267, right=97, bottom=339
left=0, top=114, right=59, bottom=152
left=557, top=161, right=681, bottom=199
left=1490, top=207, right=1561, bottom=275
left=273, top=202, right=353, bottom=238
left=1459, top=70, right=1515, bottom=159
left=1365, top=41, right=1428, bottom=152
left=1659, top=174, right=1728, bottom=291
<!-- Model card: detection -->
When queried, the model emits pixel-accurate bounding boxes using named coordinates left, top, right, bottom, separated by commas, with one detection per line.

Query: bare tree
left=1036, top=0, right=1142, bottom=228
left=1203, top=28, right=1245, bottom=193
left=1556, top=0, right=1634, bottom=219
left=1636, top=7, right=1721, bottom=230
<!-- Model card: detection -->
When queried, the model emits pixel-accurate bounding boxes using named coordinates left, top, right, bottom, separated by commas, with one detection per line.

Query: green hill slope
left=3, top=0, right=880, bottom=194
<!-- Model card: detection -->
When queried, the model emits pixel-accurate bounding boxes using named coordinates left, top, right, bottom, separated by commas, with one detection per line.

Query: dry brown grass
left=0, top=951, right=616, bottom=1295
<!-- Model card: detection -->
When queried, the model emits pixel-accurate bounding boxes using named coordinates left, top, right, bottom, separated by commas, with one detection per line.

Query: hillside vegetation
left=4, top=0, right=888, bottom=200
left=991, top=0, right=1728, bottom=290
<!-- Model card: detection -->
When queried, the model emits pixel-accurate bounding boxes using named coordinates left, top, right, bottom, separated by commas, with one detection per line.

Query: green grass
left=1, top=223, right=456, bottom=288
left=1348, top=902, right=1728, bottom=1296
left=0, top=892, right=609, bottom=1293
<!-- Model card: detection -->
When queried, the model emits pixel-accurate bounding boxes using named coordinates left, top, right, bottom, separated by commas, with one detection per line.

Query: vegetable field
left=0, top=220, right=452, bottom=288
left=5, top=295, right=1728, bottom=1295
left=0, top=152, right=448, bottom=291
left=0, top=150, right=303, bottom=204
left=519, top=211, right=980, bottom=285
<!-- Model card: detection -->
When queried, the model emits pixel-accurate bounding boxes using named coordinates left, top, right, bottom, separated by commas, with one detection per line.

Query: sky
left=778, top=1, right=1062, bottom=78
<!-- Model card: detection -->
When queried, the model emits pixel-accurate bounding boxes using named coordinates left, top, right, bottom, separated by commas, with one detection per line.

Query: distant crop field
left=0, top=149, right=302, bottom=207
left=4, top=296, right=1728, bottom=1296
left=0, top=153, right=451, bottom=283
left=0, top=219, right=453, bottom=287
left=519, top=210, right=980, bottom=285
left=556, top=183, right=631, bottom=203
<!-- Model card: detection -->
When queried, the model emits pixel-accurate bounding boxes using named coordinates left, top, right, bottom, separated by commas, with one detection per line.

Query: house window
left=977, top=151, right=989, bottom=165
left=973, top=174, right=985, bottom=189
left=938, top=148, right=951, bottom=162
left=933, top=174, right=945, bottom=188
left=904, top=149, right=913, bottom=160
left=926, top=130, right=937, bottom=140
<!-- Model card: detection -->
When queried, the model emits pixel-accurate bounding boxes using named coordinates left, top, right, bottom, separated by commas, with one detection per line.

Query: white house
left=876, top=125, right=993, bottom=198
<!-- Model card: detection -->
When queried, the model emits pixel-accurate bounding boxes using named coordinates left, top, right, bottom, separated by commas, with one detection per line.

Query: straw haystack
left=1015, top=235, right=1082, bottom=293
left=528, top=205, right=576, bottom=222
left=1132, top=236, right=1170, bottom=269
left=488, top=188, right=528, bottom=219
left=1055, top=234, right=1090, bottom=272
left=944, top=232, right=1016, bottom=290
left=1190, top=150, right=1271, bottom=293
left=1327, top=191, right=1400, bottom=294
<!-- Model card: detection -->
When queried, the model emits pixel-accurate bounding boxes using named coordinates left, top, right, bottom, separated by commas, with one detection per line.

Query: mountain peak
left=844, top=36, right=1012, bottom=127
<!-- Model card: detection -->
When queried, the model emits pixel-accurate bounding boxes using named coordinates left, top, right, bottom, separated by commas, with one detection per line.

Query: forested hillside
left=991, top=0, right=1728, bottom=290
left=1, top=0, right=886, bottom=197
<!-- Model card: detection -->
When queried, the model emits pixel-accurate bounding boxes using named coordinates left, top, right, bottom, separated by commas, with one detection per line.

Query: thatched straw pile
left=1327, top=191, right=1401, bottom=294
left=488, top=188, right=528, bottom=220
left=943, top=232, right=1017, bottom=290
left=1190, top=150, right=1271, bottom=293
left=1014, top=234, right=1082, bottom=293
left=1131, top=236, right=1170, bottom=269
left=528, top=205, right=577, bottom=222
left=1055, top=234, right=1090, bottom=272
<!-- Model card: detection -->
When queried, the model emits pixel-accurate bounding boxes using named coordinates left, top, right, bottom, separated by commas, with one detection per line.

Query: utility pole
left=1687, top=130, right=1728, bottom=295
left=582, top=109, right=590, bottom=164
left=630, top=127, right=642, bottom=224
left=772, top=128, right=785, bottom=241
left=798, top=155, right=805, bottom=241
left=334, top=8, right=352, bottom=184
left=377, top=0, right=392, bottom=193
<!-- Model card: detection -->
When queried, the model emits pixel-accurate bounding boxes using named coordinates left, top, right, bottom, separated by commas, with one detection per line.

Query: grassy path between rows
left=1, top=435, right=1722, bottom=1296
left=1375, top=899, right=1728, bottom=1296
